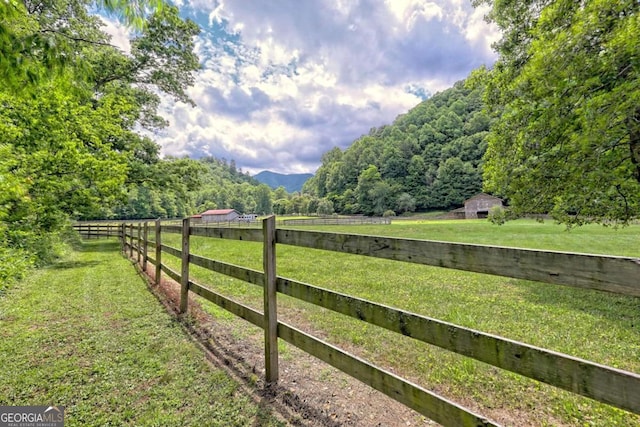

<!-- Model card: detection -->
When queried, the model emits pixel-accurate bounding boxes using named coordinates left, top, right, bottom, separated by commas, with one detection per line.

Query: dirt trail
left=139, top=265, right=435, bottom=427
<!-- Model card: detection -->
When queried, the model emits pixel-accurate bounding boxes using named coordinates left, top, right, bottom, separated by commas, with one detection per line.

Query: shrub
left=0, top=244, right=34, bottom=294
left=488, top=205, right=507, bottom=225
left=383, top=210, right=396, bottom=217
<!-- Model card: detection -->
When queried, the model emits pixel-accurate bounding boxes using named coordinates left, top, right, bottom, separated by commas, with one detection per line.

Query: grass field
left=159, top=219, right=640, bottom=426
left=0, top=240, right=285, bottom=427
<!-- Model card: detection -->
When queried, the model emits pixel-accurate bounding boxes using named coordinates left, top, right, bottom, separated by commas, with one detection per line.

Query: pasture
left=157, top=219, right=640, bottom=426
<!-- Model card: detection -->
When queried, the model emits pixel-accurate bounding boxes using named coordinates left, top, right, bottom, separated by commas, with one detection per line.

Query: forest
left=302, top=82, right=489, bottom=215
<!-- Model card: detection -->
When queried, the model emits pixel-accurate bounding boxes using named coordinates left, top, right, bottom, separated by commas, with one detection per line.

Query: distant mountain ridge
left=253, top=171, right=313, bottom=193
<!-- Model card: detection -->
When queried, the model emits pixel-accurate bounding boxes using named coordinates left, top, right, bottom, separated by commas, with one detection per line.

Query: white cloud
left=149, top=1, right=499, bottom=174
left=100, top=17, right=131, bottom=53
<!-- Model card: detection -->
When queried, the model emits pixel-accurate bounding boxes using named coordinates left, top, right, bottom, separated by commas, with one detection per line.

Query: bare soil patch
left=137, top=263, right=435, bottom=427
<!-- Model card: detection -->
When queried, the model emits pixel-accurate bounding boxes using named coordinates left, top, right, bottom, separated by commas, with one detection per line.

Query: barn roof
left=201, top=209, right=237, bottom=215
left=464, top=193, right=502, bottom=203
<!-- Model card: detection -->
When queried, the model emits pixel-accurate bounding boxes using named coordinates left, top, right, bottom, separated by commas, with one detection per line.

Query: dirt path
left=140, top=265, right=437, bottom=427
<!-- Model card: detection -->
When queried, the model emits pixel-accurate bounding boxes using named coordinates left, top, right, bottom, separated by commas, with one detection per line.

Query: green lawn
left=0, top=240, right=284, bottom=427
left=158, top=219, right=640, bottom=426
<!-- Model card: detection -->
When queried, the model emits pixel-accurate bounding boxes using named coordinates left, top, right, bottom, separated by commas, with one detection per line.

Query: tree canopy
left=0, top=0, right=199, bottom=283
left=475, top=0, right=640, bottom=225
left=303, top=82, right=489, bottom=215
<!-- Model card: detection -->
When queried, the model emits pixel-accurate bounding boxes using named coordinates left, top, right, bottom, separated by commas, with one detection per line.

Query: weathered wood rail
left=73, top=223, right=121, bottom=239
left=93, top=218, right=639, bottom=426
left=279, top=216, right=391, bottom=226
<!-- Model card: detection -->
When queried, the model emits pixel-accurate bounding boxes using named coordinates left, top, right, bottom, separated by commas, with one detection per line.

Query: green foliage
left=476, top=0, right=640, bottom=225
left=305, top=82, right=488, bottom=214
left=487, top=205, right=507, bottom=226
left=383, top=209, right=396, bottom=217
left=0, top=0, right=200, bottom=279
left=396, top=192, right=416, bottom=214
left=0, top=245, right=34, bottom=292
left=0, top=1, right=167, bottom=90
left=317, top=199, right=335, bottom=216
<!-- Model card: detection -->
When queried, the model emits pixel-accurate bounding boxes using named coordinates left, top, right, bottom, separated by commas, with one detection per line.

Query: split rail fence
left=74, top=219, right=640, bottom=426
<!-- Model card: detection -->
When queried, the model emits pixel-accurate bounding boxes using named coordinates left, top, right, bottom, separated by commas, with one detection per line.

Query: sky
left=103, top=0, right=500, bottom=175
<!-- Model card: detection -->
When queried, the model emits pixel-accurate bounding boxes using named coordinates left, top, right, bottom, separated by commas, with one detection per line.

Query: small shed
left=464, top=193, right=503, bottom=219
left=201, top=209, right=240, bottom=223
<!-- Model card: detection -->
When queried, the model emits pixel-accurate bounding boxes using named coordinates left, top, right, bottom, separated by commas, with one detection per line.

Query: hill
left=303, top=80, right=490, bottom=215
left=254, top=171, right=314, bottom=193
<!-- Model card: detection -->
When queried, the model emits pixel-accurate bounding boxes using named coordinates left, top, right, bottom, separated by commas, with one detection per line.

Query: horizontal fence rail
left=101, top=218, right=640, bottom=426
left=277, top=322, right=496, bottom=427
left=280, top=217, right=391, bottom=226
left=276, top=229, right=640, bottom=297
left=73, top=224, right=121, bottom=239
left=276, top=277, right=640, bottom=413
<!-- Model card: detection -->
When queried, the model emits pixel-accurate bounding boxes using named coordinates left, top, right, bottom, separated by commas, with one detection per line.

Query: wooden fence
left=279, top=216, right=391, bottom=226
left=78, top=219, right=640, bottom=426
left=73, top=223, right=121, bottom=239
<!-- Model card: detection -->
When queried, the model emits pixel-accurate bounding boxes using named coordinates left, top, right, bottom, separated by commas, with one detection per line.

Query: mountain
left=303, top=80, right=490, bottom=215
left=254, top=171, right=314, bottom=193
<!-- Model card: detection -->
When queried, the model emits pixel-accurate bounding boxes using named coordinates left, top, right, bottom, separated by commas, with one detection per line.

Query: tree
left=254, top=184, right=273, bottom=214
left=396, top=193, right=416, bottom=214
left=431, top=157, right=481, bottom=209
left=475, top=0, right=640, bottom=225
left=273, top=199, right=292, bottom=215
left=0, top=0, right=167, bottom=90
left=273, top=186, right=289, bottom=201
left=317, top=199, right=335, bottom=216
left=0, top=0, right=201, bottom=279
left=355, top=165, right=382, bottom=215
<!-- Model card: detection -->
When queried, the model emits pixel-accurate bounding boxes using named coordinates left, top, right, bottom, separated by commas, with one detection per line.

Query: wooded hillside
left=303, top=82, right=490, bottom=215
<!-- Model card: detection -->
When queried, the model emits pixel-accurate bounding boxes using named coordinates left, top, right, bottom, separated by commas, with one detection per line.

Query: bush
left=383, top=210, right=396, bottom=217
left=0, top=244, right=34, bottom=294
left=488, top=205, right=507, bottom=225
left=0, top=221, right=81, bottom=294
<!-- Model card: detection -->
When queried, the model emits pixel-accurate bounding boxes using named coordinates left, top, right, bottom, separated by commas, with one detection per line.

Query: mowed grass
left=159, top=219, right=640, bottom=426
left=0, top=240, right=284, bottom=427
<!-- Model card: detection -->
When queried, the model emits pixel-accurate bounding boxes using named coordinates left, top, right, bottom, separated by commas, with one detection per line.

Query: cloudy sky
left=105, top=0, right=499, bottom=175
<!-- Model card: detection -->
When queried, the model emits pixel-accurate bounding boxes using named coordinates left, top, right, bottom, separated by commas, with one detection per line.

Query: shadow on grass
left=520, top=280, right=640, bottom=329
left=73, top=239, right=121, bottom=253
left=47, top=260, right=103, bottom=270
left=133, top=265, right=344, bottom=427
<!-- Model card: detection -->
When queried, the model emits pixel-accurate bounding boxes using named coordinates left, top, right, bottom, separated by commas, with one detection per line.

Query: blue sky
left=103, top=1, right=499, bottom=175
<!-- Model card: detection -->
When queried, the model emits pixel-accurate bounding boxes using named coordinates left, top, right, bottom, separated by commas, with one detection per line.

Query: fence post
left=263, top=215, right=279, bottom=383
left=120, top=223, right=125, bottom=254
left=142, top=221, right=148, bottom=272
left=179, top=217, right=190, bottom=314
left=129, top=224, right=134, bottom=258
left=155, top=220, right=162, bottom=285
left=136, top=223, right=141, bottom=263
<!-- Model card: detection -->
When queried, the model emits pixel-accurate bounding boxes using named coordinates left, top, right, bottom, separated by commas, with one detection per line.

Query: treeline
left=88, top=157, right=259, bottom=220
left=303, top=82, right=490, bottom=216
left=100, top=156, right=337, bottom=219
